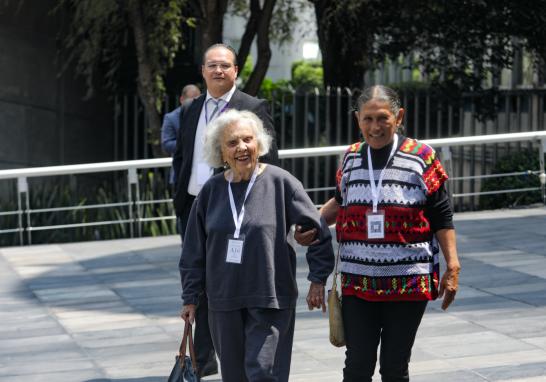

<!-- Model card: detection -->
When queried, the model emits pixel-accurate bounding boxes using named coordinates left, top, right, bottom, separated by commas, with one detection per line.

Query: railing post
left=336, top=87, right=342, bottom=144
left=325, top=86, right=332, bottom=202
left=127, top=168, right=138, bottom=238
left=135, top=171, right=142, bottom=237
left=291, top=87, right=297, bottom=175
left=313, top=87, right=320, bottom=204
left=303, top=90, right=310, bottom=189
left=17, top=177, right=28, bottom=246
left=538, top=138, right=546, bottom=204
left=345, top=87, right=353, bottom=142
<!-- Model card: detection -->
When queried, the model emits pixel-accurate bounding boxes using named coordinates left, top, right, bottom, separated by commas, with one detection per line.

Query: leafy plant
left=291, top=60, right=323, bottom=90
left=479, top=148, right=544, bottom=209
left=0, top=170, right=177, bottom=247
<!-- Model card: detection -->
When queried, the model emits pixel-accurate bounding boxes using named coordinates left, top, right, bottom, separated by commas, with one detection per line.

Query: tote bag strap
left=179, top=321, right=199, bottom=375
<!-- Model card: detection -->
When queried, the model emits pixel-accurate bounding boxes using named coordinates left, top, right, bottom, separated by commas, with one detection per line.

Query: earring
left=223, top=161, right=230, bottom=170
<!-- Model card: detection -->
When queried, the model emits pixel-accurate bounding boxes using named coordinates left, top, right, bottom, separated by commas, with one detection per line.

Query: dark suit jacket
left=172, top=89, right=279, bottom=220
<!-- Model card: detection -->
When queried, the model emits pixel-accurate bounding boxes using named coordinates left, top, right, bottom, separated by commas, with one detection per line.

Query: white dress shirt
left=187, top=85, right=236, bottom=196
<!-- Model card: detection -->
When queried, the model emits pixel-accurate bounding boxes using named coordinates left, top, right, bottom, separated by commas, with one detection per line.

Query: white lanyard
left=367, top=134, right=398, bottom=213
left=227, top=165, right=260, bottom=238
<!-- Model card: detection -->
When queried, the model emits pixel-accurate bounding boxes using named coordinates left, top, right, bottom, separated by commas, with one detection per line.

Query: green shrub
left=479, top=148, right=544, bottom=209
left=291, top=60, right=323, bottom=90
left=0, top=170, right=176, bottom=246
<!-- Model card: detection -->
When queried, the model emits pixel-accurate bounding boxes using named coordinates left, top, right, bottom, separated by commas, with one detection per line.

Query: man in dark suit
left=172, top=43, right=279, bottom=378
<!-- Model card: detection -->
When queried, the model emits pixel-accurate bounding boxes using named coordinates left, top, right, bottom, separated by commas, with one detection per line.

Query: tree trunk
left=310, top=0, right=368, bottom=88
left=200, top=0, right=228, bottom=55
left=126, top=0, right=163, bottom=158
left=243, top=0, right=276, bottom=96
left=237, top=0, right=261, bottom=68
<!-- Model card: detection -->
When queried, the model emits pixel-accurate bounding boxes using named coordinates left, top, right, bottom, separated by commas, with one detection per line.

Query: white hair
left=203, top=109, right=273, bottom=168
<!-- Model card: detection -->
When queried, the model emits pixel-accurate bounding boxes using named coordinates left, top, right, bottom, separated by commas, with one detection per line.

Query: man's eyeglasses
left=205, top=62, right=234, bottom=72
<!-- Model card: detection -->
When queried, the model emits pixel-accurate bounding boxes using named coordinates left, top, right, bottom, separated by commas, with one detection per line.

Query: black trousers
left=342, top=296, right=427, bottom=382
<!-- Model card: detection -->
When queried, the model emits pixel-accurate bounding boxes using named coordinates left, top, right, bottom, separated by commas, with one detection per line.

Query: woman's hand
left=294, top=225, right=319, bottom=246
left=438, top=266, right=460, bottom=310
left=180, top=304, right=197, bottom=324
left=435, top=229, right=461, bottom=311
left=306, top=282, right=326, bottom=312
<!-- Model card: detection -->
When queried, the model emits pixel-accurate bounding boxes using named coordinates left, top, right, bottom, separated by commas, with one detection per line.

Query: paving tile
left=0, top=369, right=106, bottom=382
left=0, top=358, right=97, bottom=376
left=410, top=370, right=488, bottom=381
left=476, top=362, right=546, bottom=381
left=0, top=334, right=75, bottom=355
left=1, top=206, right=546, bottom=381
left=522, top=336, right=546, bottom=351
left=416, top=330, right=535, bottom=358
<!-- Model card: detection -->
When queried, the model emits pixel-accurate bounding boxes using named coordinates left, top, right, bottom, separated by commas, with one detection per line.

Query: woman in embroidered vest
left=179, top=109, right=334, bottom=382
left=296, top=85, right=461, bottom=382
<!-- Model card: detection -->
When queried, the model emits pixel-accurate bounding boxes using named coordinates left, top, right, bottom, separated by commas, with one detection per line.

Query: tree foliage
left=54, top=0, right=307, bottom=156
left=310, top=0, right=546, bottom=92
left=228, top=0, right=309, bottom=95
left=54, top=0, right=190, bottom=157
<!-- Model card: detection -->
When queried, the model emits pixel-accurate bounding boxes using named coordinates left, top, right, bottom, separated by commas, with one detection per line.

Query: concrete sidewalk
left=1, top=207, right=546, bottom=381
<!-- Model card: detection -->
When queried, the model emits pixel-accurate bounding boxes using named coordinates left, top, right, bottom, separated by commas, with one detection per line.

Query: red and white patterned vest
left=336, top=137, right=448, bottom=301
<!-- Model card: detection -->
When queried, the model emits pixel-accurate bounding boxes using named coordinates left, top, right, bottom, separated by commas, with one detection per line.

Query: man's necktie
left=208, top=99, right=221, bottom=123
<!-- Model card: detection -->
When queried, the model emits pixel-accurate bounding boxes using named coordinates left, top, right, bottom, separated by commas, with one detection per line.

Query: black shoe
left=199, top=359, right=218, bottom=377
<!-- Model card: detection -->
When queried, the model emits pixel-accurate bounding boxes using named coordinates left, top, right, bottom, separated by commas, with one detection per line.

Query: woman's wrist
left=446, top=262, right=461, bottom=272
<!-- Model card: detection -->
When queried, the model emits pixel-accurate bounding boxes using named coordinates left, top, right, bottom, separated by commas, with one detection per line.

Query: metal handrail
left=0, top=158, right=169, bottom=180
left=1, top=131, right=545, bottom=179
left=1, top=131, right=545, bottom=245
left=278, top=131, right=546, bottom=158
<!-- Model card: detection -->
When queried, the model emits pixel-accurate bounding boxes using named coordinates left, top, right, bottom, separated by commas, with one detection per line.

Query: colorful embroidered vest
left=335, top=137, right=448, bottom=301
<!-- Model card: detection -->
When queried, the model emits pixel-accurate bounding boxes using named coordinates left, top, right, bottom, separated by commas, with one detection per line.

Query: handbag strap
left=178, top=321, right=199, bottom=375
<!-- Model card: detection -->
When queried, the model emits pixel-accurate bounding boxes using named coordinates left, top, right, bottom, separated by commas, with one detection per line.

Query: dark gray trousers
left=209, top=307, right=295, bottom=382
left=179, top=210, right=216, bottom=372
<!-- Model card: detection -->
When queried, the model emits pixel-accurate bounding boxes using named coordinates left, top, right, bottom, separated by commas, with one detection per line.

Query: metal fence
left=1, top=131, right=545, bottom=247
left=114, top=89, right=546, bottom=209
left=114, top=89, right=546, bottom=157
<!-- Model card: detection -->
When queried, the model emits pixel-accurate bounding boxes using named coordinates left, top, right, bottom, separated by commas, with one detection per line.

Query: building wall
left=0, top=1, right=114, bottom=170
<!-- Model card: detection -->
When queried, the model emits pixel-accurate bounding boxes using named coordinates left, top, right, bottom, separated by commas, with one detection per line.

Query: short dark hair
left=202, top=43, right=238, bottom=66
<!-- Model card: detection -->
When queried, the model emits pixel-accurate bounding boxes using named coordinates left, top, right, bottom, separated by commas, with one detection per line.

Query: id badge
left=226, top=234, right=245, bottom=264
left=197, top=163, right=211, bottom=186
left=366, top=210, right=385, bottom=239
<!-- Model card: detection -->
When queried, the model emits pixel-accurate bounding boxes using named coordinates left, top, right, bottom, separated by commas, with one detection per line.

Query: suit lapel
left=227, top=88, right=243, bottom=111
left=182, top=94, right=205, bottom=159
left=179, top=94, right=206, bottom=194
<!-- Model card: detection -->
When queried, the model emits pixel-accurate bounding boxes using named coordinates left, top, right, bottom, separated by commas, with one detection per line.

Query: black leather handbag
left=168, top=321, right=200, bottom=382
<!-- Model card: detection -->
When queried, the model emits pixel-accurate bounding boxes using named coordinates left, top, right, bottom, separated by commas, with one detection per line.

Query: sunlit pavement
left=1, top=206, right=546, bottom=381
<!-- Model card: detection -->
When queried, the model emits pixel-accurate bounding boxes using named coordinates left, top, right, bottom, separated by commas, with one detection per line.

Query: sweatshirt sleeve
left=287, top=187, right=334, bottom=285
left=179, top=194, right=207, bottom=305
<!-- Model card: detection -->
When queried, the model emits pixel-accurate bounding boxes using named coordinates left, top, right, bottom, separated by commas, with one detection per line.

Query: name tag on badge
left=366, top=210, right=385, bottom=239
left=197, top=163, right=211, bottom=186
left=226, top=235, right=245, bottom=264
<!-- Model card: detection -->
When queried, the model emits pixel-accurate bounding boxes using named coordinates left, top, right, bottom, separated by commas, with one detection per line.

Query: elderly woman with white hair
left=179, top=109, right=334, bottom=382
